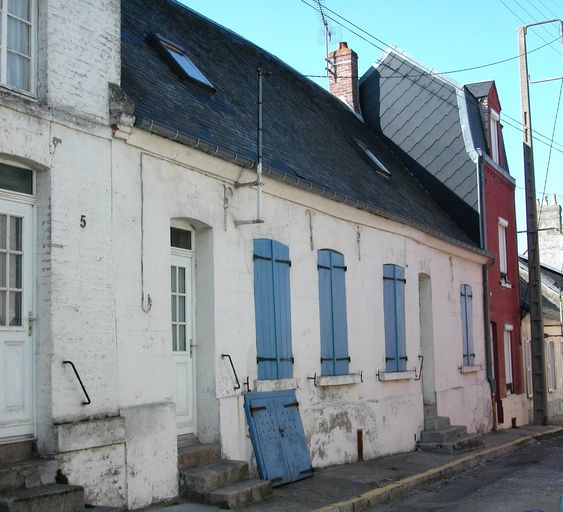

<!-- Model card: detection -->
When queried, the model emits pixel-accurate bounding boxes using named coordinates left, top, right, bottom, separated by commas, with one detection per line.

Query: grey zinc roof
left=120, top=0, right=476, bottom=248
left=360, top=50, right=490, bottom=243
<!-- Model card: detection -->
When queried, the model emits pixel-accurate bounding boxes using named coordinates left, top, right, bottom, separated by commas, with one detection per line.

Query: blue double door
left=244, top=390, right=312, bottom=486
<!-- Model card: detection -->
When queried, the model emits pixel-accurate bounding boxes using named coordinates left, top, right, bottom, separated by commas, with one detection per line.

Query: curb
left=313, top=427, right=563, bottom=512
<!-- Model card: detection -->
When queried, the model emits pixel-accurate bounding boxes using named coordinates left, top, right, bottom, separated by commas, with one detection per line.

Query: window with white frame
left=0, top=0, right=36, bottom=94
left=504, top=325, right=513, bottom=394
left=490, top=109, right=500, bottom=164
left=498, top=217, right=508, bottom=283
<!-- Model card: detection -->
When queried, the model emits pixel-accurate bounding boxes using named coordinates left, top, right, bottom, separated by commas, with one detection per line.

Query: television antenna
left=315, top=0, right=339, bottom=78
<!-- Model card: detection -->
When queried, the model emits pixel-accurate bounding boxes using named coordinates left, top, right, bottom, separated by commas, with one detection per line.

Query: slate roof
left=519, top=257, right=563, bottom=321
left=465, top=81, right=494, bottom=99
left=360, top=50, right=491, bottom=243
left=120, top=0, right=477, bottom=249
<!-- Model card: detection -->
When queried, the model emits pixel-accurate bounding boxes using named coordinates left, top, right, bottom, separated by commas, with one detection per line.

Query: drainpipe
left=477, top=149, right=497, bottom=430
left=234, top=65, right=267, bottom=226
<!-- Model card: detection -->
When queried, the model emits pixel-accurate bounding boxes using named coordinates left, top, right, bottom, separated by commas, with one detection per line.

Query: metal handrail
left=221, top=353, right=241, bottom=391
left=62, top=360, right=91, bottom=405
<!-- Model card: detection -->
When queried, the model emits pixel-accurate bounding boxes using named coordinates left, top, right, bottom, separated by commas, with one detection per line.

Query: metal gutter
left=134, top=116, right=490, bottom=258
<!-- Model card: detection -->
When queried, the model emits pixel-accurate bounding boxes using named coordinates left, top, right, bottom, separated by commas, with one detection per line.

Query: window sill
left=500, top=280, right=512, bottom=289
left=459, top=364, right=482, bottom=374
left=316, top=374, right=362, bottom=387
left=253, top=378, right=298, bottom=392
left=377, top=370, right=416, bottom=382
left=0, top=83, right=37, bottom=103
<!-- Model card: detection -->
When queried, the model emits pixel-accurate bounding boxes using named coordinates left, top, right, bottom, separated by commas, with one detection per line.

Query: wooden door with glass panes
left=170, top=226, right=196, bottom=436
left=0, top=200, right=34, bottom=439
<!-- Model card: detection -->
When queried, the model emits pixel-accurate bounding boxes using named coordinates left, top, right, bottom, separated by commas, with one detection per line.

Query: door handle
left=28, top=312, right=36, bottom=336
left=190, top=339, right=197, bottom=357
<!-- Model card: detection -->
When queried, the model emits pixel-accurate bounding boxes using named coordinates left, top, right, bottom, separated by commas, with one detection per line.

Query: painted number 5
left=80, top=215, right=87, bottom=228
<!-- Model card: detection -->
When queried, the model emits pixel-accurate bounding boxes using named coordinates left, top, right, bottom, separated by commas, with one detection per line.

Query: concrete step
left=180, top=460, right=249, bottom=499
left=178, top=442, right=221, bottom=471
left=424, top=415, right=451, bottom=431
left=206, top=479, right=272, bottom=509
left=0, top=483, right=84, bottom=512
left=0, top=458, right=58, bottom=494
left=420, top=425, right=467, bottom=443
left=418, top=432, right=484, bottom=455
left=423, top=404, right=437, bottom=418
left=0, top=441, right=35, bottom=466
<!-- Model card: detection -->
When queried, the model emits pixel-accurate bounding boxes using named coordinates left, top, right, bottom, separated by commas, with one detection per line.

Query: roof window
left=355, top=140, right=390, bottom=177
left=151, top=33, right=215, bottom=92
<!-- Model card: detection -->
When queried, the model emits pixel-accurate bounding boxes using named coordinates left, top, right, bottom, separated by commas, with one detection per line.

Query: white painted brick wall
left=42, top=0, right=120, bottom=123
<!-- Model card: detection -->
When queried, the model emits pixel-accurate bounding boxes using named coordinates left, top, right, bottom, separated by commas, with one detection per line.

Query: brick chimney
left=328, top=42, right=361, bottom=115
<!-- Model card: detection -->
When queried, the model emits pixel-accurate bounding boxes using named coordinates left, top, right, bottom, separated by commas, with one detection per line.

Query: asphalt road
left=372, top=434, right=563, bottom=512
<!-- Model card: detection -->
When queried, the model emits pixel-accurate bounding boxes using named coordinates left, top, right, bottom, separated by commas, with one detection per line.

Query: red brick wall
left=328, top=42, right=361, bottom=114
left=484, top=163, right=523, bottom=405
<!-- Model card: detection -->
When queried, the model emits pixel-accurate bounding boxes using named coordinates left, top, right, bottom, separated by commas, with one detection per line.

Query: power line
left=536, top=0, right=561, bottom=19
left=303, top=34, right=559, bottom=80
left=301, top=0, right=560, bottom=77
left=498, top=0, right=561, bottom=56
left=538, top=78, right=563, bottom=223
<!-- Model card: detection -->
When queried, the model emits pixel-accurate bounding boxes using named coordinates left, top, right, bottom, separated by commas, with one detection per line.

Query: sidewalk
left=146, top=424, right=563, bottom=512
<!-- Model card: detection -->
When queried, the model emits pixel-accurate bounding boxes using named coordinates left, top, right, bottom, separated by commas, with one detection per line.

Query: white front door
left=0, top=200, right=34, bottom=439
left=171, top=251, right=196, bottom=436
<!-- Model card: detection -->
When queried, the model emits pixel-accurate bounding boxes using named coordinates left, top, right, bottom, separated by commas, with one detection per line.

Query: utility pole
left=518, top=24, right=549, bottom=425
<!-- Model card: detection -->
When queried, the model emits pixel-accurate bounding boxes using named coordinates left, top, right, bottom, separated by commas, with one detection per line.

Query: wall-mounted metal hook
left=415, top=355, right=424, bottom=381
left=307, top=372, right=318, bottom=387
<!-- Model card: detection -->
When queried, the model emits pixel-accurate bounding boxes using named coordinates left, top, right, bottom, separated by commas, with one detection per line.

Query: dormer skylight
left=356, top=140, right=390, bottom=177
left=151, top=33, right=215, bottom=92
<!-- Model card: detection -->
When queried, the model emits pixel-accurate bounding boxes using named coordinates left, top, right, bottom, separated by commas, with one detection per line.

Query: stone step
left=418, top=432, right=484, bottom=455
left=180, top=460, right=249, bottom=499
left=420, top=425, right=467, bottom=444
left=423, top=415, right=451, bottom=431
left=0, top=441, right=35, bottom=466
left=82, top=507, right=119, bottom=511
left=0, top=483, right=84, bottom=512
left=206, top=479, right=272, bottom=509
left=423, top=404, right=438, bottom=418
left=0, top=458, right=58, bottom=494
left=178, top=442, right=221, bottom=471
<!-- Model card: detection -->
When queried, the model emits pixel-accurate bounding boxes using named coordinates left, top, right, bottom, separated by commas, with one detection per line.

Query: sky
left=182, top=0, right=562, bottom=252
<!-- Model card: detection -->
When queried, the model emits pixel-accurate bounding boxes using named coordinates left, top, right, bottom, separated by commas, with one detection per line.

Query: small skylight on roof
left=152, top=33, right=215, bottom=92
left=356, top=140, right=390, bottom=177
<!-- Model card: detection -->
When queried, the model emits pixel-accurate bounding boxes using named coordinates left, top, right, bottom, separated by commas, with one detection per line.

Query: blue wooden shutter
left=253, top=239, right=293, bottom=380
left=460, top=284, right=474, bottom=365
left=254, top=239, right=277, bottom=379
left=273, top=241, right=293, bottom=379
left=318, top=250, right=334, bottom=375
left=330, top=251, right=349, bottom=375
left=317, top=250, right=349, bottom=376
left=383, top=264, right=407, bottom=372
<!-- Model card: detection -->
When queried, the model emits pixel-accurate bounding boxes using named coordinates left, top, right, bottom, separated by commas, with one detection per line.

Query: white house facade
left=0, top=0, right=492, bottom=508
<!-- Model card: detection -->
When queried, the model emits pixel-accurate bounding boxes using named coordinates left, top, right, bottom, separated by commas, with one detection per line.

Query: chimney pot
left=339, top=41, right=349, bottom=50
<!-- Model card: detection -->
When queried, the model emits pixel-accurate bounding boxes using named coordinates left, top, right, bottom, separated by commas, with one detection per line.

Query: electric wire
left=301, top=0, right=560, bottom=77
left=497, top=0, right=561, bottom=56
left=536, top=0, right=561, bottom=19
left=538, top=78, right=563, bottom=223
